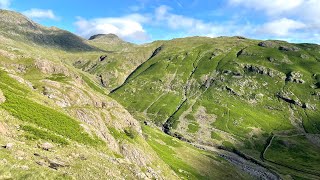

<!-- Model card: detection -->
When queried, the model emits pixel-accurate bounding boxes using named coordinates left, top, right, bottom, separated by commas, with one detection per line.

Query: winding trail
left=258, top=105, right=320, bottom=178
left=192, top=143, right=281, bottom=180
left=261, top=135, right=275, bottom=161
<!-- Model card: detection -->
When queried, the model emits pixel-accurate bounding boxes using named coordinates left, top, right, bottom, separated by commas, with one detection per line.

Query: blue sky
left=2, top=0, right=320, bottom=43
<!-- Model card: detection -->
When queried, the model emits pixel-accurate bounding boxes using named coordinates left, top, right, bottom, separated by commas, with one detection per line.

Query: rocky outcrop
left=243, top=64, right=285, bottom=79
left=226, top=86, right=240, bottom=96
left=40, top=142, right=54, bottom=151
left=276, top=92, right=305, bottom=108
left=120, top=143, right=151, bottom=167
left=89, top=33, right=120, bottom=41
left=41, top=79, right=94, bottom=107
left=279, top=46, right=300, bottom=52
left=258, top=41, right=278, bottom=48
left=88, top=33, right=130, bottom=46
left=35, top=59, right=71, bottom=76
left=286, top=71, right=305, bottom=84
left=258, top=41, right=300, bottom=52
left=8, top=74, right=34, bottom=89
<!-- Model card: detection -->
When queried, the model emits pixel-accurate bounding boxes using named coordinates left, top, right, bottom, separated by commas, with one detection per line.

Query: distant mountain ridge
left=0, top=9, right=97, bottom=51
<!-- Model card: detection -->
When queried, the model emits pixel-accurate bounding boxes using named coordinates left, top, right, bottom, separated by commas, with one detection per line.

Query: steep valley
left=0, top=9, right=319, bottom=180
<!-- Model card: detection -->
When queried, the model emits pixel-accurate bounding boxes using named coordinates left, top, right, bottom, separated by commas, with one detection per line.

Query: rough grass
left=81, top=73, right=106, bottom=95
left=46, top=73, right=69, bottom=83
left=265, top=135, right=320, bottom=174
left=211, top=131, right=222, bottom=140
left=143, top=125, right=251, bottom=180
left=0, top=70, right=102, bottom=146
left=110, top=38, right=320, bottom=178
left=22, top=125, right=69, bottom=145
left=187, top=122, right=200, bottom=133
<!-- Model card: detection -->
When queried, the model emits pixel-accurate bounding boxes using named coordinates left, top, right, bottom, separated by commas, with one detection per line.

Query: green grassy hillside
left=0, top=10, right=269, bottom=180
left=111, top=36, right=320, bottom=179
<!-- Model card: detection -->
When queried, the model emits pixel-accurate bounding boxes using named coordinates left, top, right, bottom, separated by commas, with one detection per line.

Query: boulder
left=40, top=142, right=54, bottom=151
left=286, top=72, right=305, bottom=84
left=3, top=143, right=13, bottom=149
left=48, top=159, right=68, bottom=170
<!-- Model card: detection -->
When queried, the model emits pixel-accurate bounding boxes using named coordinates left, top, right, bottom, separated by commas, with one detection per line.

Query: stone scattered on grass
left=3, top=143, right=13, bottom=149
left=40, top=142, right=54, bottom=151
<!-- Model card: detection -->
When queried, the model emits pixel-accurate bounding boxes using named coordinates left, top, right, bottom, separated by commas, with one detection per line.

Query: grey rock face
left=286, top=71, right=305, bottom=84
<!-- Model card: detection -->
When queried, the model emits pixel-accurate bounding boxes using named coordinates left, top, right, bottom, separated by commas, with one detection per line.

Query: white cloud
left=257, top=18, right=306, bottom=36
left=74, top=5, right=234, bottom=42
left=154, top=5, right=233, bottom=37
left=22, top=9, right=57, bottom=20
left=74, top=14, right=150, bottom=42
left=228, top=0, right=303, bottom=15
left=74, top=3, right=320, bottom=43
left=0, top=0, right=11, bottom=9
left=298, top=0, right=320, bottom=24
left=228, top=0, right=320, bottom=42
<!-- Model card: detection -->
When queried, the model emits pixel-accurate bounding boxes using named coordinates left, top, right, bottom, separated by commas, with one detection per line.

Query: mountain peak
left=88, top=33, right=128, bottom=44
left=0, top=9, right=97, bottom=51
left=0, top=9, right=37, bottom=27
left=89, top=33, right=119, bottom=40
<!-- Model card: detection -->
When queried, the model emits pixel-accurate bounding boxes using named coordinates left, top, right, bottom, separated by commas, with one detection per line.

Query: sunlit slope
left=0, top=10, right=260, bottom=179
left=111, top=36, right=320, bottom=179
